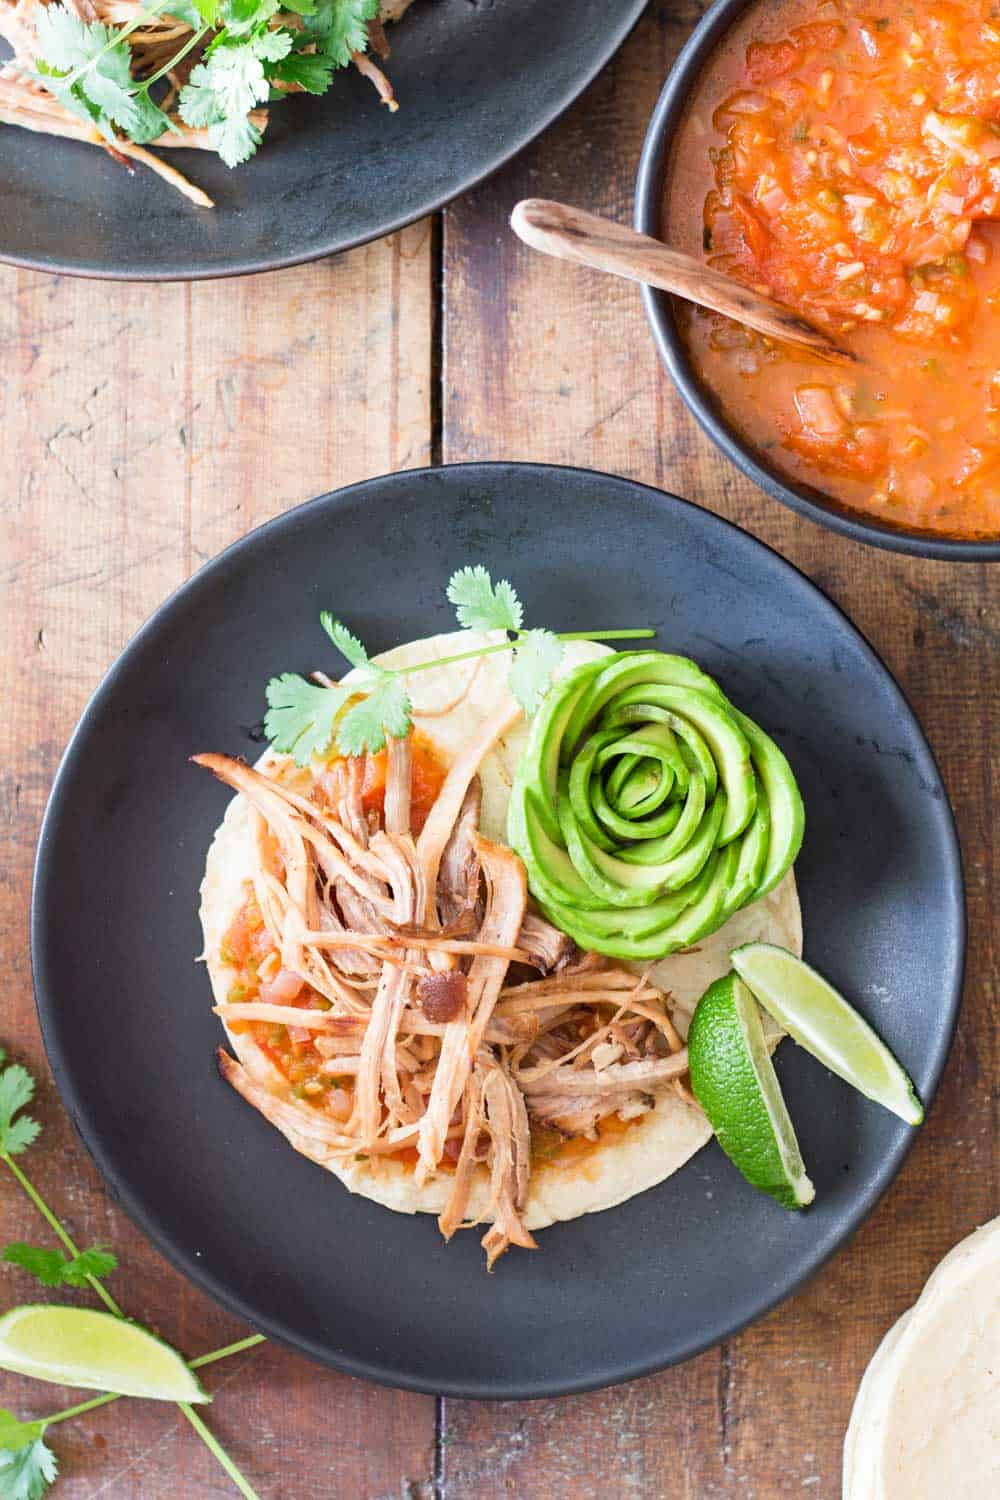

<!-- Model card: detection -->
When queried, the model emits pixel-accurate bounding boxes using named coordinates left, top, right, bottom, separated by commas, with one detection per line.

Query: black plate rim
left=633, top=0, right=1000, bottom=562
left=30, top=462, right=966, bottom=1398
left=3, top=0, right=649, bottom=283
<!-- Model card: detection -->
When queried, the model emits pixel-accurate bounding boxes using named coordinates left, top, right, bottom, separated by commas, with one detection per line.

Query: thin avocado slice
left=513, top=784, right=607, bottom=911
left=524, top=657, right=613, bottom=844
left=615, top=772, right=707, bottom=865
left=716, top=787, right=770, bottom=924
left=558, top=789, right=726, bottom=905
left=538, top=853, right=717, bottom=946
left=604, top=698, right=717, bottom=802
left=567, top=726, right=623, bottom=852
left=729, top=706, right=804, bottom=895
left=601, top=684, right=755, bottom=845
left=666, top=838, right=740, bottom=949
left=613, top=757, right=672, bottom=813
left=540, top=842, right=738, bottom=961
left=592, top=779, right=684, bottom=843
left=563, top=652, right=728, bottom=755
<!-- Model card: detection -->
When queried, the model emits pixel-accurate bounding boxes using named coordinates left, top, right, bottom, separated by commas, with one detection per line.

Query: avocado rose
left=507, top=652, right=804, bottom=959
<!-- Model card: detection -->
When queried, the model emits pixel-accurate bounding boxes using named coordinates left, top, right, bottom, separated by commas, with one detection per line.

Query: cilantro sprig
left=263, top=565, right=656, bottom=764
left=32, top=0, right=383, bottom=169
left=1, top=1244, right=117, bottom=1290
left=0, top=1048, right=267, bottom=1499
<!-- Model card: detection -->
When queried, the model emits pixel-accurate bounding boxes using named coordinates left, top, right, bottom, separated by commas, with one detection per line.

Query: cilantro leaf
left=180, top=30, right=290, bottom=166
left=33, top=6, right=140, bottom=135
left=0, top=1058, right=39, bottom=1160
left=0, top=1246, right=65, bottom=1288
left=508, top=629, right=563, bottom=715
left=127, top=90, right=175, bottom=146
left=161, top=0, right=215, bottom=26
left=209, top=112, right=265, bottom=168
left=0, top=1418, right=44, bottom=1456
left=264, top=673, right=351, bottom=766
left=447, top=566, right=523, bottom=633
left=299, top=0, right=378, bottom=66
left=0, top=1436, right=58, bottom=1500
left=320, top=615, right=369, bottom=669
left=1, top=1244, right=117, bottom=1289
left=219, top=0, right=280, bottom=35
left=335, top=675, right=411, bottom=756
left=274, top=51, right=336, bottom=94
left=62, top=1246, right=118, bottom=1287
left=32, top=4, right=101, bottom=70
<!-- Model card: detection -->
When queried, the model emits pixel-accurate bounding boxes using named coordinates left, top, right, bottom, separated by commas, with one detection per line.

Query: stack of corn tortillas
left=843, top=1214, right=1000, bottom=1497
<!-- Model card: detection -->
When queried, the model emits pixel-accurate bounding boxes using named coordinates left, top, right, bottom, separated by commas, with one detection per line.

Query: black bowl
left=31, top=463, right=965, bottom=1397
left=634, top=0, right=1000, bottom=562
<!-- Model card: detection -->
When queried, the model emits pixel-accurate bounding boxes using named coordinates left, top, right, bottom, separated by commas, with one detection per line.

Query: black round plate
left=32, top=464, right=964, bottom=1398
left=0, top=0, right=646, bottom=280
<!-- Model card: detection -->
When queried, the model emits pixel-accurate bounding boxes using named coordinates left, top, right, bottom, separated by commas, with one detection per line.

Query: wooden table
left=1, top=3, right=995, bottom=1494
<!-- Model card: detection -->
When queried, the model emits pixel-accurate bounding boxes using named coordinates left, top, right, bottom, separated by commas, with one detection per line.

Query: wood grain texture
left=0, top=0, right=997, bottom=1495
left=440, top=2, right=997, bottom=1495
left=0, top=227, right=436, bottom=1498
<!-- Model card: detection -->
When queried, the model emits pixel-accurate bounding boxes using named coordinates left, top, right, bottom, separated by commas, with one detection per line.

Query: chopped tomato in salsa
left=666, top=0, right=1000, bottom=536
left=357, top=731, right=447, bottom=835
left=220, top=897, right=333, bottom=1099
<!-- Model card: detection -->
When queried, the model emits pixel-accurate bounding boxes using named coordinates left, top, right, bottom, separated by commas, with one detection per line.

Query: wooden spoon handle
left=510, top=198, right=854, bottom=364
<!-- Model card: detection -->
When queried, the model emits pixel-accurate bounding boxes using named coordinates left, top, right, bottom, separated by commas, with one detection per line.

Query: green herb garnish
left=32, top=0, right=381, bottom=169
left=1, top=1244, right=117, bottom=1290
left=263, top=565, right=656, bottom=764
left=0, top=1048, right=266, bottom=1498
left=0, top=1423, right=56, bottom=1500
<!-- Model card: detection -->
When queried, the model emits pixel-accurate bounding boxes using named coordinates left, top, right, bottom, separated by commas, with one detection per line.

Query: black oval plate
left=0, top=0, right=646, bottom=280
left=32, top=464, right=964, bottom=1398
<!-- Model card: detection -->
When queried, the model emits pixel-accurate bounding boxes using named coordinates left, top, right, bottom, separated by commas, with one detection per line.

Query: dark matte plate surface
left=0, top=0, right=646, bottom=280
left=32, top=464, right=964, bottom=1398
left=634, top=0, right=1000, bottom=561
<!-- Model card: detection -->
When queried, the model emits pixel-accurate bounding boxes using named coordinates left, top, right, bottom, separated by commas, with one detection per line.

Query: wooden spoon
left=510, top=198, right=856, bottom=365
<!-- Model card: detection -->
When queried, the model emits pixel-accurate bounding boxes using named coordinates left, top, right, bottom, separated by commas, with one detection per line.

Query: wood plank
left=441, top=2, right=996, bottom=1494
left=0, top=227, right=436, bottom=1497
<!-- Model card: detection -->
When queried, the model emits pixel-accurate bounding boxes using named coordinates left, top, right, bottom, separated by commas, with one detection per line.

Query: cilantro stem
left=62, top=1, right=170, bottom=89
left=190, top=1333, right=267, bottom=1368
left=40, top=1392, right=119, bottom=1427
left=181, top=1403, right=261, bottom=1500
left=0, top=1152, right=118, bottom=1316
left=557, top=629, right=657, bottom=641
left=33, top=1335, right=267, bottom=1429
left=395, top=628, right=656, bottom=678
left=1, top=1150, right=263, bottom=1497
left=138, top=22, right=210, bottom=91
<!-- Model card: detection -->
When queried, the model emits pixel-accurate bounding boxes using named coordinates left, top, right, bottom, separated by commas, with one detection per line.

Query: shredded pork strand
left=202, top=707, right=697, bottom=1268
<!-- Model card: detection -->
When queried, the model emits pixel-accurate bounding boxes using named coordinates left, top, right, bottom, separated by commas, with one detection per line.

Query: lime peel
left=731, top=943, right=924, bottom=1126
left=688, top=973, right=815, bottom=1210
left=0, top=1305, right=210, bottom=1402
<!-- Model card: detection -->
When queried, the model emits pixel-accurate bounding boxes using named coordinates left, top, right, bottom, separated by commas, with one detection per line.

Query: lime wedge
left=731, top=943, right=924, bottom=1126
left=688, top=973, right=815, bottom=1210
left=0, top=1306, right=209, bottom=1402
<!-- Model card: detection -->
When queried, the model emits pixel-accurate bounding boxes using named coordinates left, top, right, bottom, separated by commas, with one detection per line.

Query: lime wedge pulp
left=731, top=943, right=924, bottom=1126
left=688, top=973, right=815, bottom=1210
left=0, top=1306, right=210, bottom=1402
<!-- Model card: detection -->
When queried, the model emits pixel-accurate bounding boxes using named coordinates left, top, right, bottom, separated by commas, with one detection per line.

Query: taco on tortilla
left=195, top=634, right=802, bottom=1268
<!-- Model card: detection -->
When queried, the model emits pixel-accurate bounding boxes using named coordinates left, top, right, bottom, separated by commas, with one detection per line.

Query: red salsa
left=666, top=0, right=1000, bottom=536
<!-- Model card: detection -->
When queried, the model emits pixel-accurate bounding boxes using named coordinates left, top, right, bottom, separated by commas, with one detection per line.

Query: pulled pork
left=198, top=707, right=689, bottom=1268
